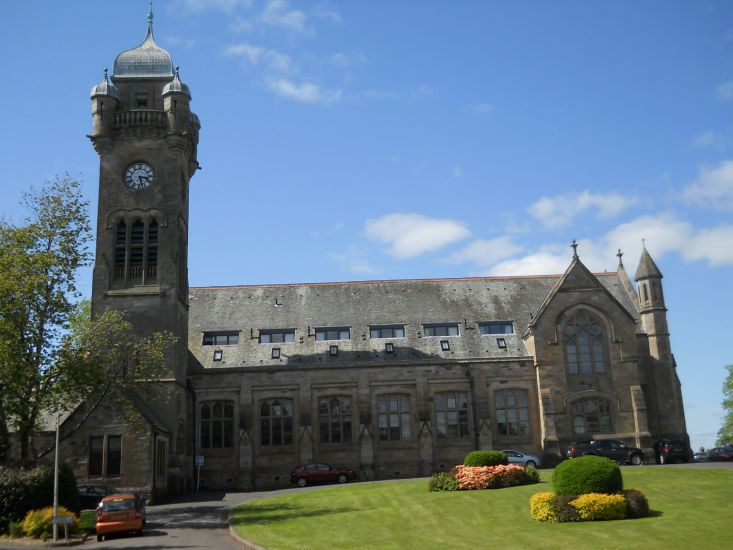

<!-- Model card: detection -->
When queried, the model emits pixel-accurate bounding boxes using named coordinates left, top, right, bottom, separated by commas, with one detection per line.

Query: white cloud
left=365, top=213, right=470, bottom=259
left=262, top=0, right=307, bottom=32
left=329, top=244, right=377, bottom=274
left=446, top=237, right=523, bottom=266
left=692, top=130, right=718, bottom=148
left=453, top=165, right=463, bottom=178
left=466, top=102, right=495, bottom=116
left=314, top=9, right=342, bottom=25
left=224, top=43, right=293, bottom=73
left=329, top=52, right=367, bottom=67
left=682, top=225, right=733, bottom=265
left=266, top=78, right=341, bottom=104
left=715, top=80, right=733, bottom=101
left=683, top=160, right=733, bottom=210
left=528, top=191, right=638, bottom=229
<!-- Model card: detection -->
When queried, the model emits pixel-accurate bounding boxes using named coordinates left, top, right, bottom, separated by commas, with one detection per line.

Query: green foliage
left=428, top=471, right=459, bottom=492
left=524, top=465, right=540, bottom=484
left=463, top=450, right=508, bottom=467
left=571, top=493, right=627, bottom=521
left=0, top=463, right=80, bottom=534
left=552, top=456, right=623, bottom=496
left=8, top=521, right=23, bottom=538
left=78, top=509, right=97, bottom=532
left=716, top=364, right=733, bottom=446
left=623, top=489, right=650, bottom=518
left=21, top=506, right=78, bottom=540
left=0, top=175, right=91, bottom=460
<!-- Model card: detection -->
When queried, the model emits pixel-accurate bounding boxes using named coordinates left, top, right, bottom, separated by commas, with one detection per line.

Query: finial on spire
left=571, top=239, right=578, bottom=259
left=175, top=66, right=180, bottom=79
left=147, top=2, right=154, bottom=34
left=642, top=237, right=646, bottom=249
left=617, top=248, right=624, bottom=267
left=103, top=68, right=108, bottom=82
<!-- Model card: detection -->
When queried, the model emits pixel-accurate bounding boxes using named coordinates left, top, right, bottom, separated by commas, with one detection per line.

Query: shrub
left=552, top=494, right=582, bottom=523
left=8, top=521, right=23, bottom=538
left=463, top=450, right=508, bottom=467
left=529, top=492, right=557, bottom=522
left=21, top=506, right=79, bottom=540
left=455, top=464, right=536, bottom=490
left=571, top=493, right=627, bottom=521
left=623, top=489, right=650, bottom=518
left=552, top=456, right=623, bottom=496
left=524, top=464, right=540, bottom=485
left=429, top=471, right=459, bottom=492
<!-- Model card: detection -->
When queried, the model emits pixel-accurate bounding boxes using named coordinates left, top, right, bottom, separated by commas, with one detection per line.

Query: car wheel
left=630, top=454, right=643, bottom=466
left=97, top=535, right=103, bottom=542
left=659, top=453, right=667, bottom=465
left=525, top=460, right=536, bottom=468
left=337, top=473, right=348, bottom=484
left=297, top=477, right=308, bottom=487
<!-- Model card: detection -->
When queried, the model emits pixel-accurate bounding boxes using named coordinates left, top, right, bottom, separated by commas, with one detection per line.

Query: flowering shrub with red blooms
left=454, top=464, right=533, bottom=490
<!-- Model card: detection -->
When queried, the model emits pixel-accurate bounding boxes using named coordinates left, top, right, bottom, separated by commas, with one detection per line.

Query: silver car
left=501, top=449, right=541, bottom=468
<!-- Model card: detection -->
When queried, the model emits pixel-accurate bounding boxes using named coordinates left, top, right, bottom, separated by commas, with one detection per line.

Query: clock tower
left=88, top=6, right=199, bottom=494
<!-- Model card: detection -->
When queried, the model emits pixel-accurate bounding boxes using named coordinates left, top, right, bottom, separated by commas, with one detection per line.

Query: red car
left=95, top=493, right=146, bottom=541
left=290, top=463, right=357, bottom=487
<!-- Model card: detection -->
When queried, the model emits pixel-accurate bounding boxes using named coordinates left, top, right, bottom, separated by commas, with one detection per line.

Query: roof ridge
left=190, top=272, right=620, bottom=291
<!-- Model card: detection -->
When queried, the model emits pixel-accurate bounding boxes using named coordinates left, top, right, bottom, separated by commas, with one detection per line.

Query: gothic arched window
left=113, top=218, right=159, bottom=285
left=434, top=391, right=470, bottom=439
left=564, top=310, right=607, bottom=375
left=260, top=398, right=293, bottom=446
left=200, top=401, right=234, bottom=449
left=318, top=396, right=352, bottom=444
left=571, top=398, right=613, bottom=434
left=495, top=389, right=530, bottom=436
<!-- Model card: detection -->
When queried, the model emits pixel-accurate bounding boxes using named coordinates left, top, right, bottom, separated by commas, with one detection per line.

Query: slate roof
left=188, top=270, right=639, bottom=370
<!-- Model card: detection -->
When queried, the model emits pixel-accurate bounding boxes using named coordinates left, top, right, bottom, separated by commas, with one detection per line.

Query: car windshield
left=102, top=500, right=135, bottom=512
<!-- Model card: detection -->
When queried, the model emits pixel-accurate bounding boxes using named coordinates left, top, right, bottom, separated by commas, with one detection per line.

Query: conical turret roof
left=635, top=246, right=663, bottom=280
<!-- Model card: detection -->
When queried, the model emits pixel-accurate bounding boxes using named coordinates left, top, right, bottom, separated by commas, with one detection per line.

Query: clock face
left=123, top=162, right=156, bottom=190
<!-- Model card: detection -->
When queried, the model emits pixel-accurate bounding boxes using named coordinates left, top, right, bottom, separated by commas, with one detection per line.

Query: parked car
left=653, top=439, right=691, bottom=464
left=501, top=450, right=541, bottom=468
left=693, top=452, right=709, bottom=462
left=77, top=484, right=115, bottom=510
left=707, top=446, right=733, bottom=461
left=566, top=439, right=644, bottom=465
left=95, top=493, right=146, bottom=542
left=290, top=464, right=357, bottom=487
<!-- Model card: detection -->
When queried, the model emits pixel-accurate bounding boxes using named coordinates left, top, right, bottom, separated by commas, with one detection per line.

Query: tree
left=0, top=175, right=91, bottom=461
left=0, top=176, right=176, bottom=461
left=717, top=364, right=733, bottom=446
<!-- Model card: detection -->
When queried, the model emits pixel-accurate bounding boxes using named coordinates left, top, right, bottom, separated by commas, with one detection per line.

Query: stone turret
left=90, top=69, right=120, bottom=137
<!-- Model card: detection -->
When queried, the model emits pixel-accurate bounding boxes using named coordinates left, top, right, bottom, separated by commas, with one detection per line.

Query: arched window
left=434, top=392, right=470, bottom=439
left=319, top=396, right=352, bottom=444
left=200, top=401, right=234, bottom=449
left=260, top=399, right=293, bottom=446
left=564, top=310, right=606, bottom=374
left=571, top=398, right=613, bottom=434
left=495, top=389, right=530, bottom=436
left=377, top=394, right=412, bottom=441
left=113, top=218, right=159, bottom=285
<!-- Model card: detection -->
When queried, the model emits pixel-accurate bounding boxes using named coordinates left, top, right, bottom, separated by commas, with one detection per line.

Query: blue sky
left=1, top=0, right=732, bottom=452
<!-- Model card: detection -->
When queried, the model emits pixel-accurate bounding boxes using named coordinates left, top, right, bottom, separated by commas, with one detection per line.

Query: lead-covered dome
left=90, top=69, right=121, bottom=100
left=112, top=9, right=173, bottom=79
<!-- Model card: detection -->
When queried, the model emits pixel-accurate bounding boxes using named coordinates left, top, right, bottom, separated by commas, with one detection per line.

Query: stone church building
left=57, top=12, right=688, bottom=496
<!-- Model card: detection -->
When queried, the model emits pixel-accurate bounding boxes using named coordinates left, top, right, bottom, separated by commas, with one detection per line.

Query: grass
left=231, top=467, right=733, bottom=549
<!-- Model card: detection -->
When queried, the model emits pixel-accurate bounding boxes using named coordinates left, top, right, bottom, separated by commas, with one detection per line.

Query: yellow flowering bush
left=21, top=506, right=79, bottom=540
left=529, top=492, right=557, bottom=522
left=571, top=493, right=627, bottom=521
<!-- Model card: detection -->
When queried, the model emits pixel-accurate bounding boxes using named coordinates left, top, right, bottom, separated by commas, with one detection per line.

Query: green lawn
left=231, top=467, right=733, bottom=549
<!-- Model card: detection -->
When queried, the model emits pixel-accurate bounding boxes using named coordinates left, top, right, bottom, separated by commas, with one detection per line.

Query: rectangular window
left=89, top=436, right=103, bottom=476
left=495, top=389, right=530, bottom=437
left=315, top=327, right=350, bottom=341
left=200, top=401, right=234, bottom=449
left=423, top=323, right=459, bottom=337
left=479, top=322, right=514, bottom=335
left=202, top=331, right=239, bottom=345
left=135, top=93, right=149, bottom=108
left=370, top=325, right=405, bottom=339
left=434, top=392, right=470, bottom=439
left=259, top=329, right=295, bottom=343
left=260, top=399, right=294, bottom=446
left=89, top=435, right=121, bottom=477
left=319, top=397, right=352, bottom=444
left=377, top=395, right=412, bottom=441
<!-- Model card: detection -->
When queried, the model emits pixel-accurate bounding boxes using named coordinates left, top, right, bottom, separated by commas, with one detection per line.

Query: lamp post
left=52, top=413, right=60, bottom=541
